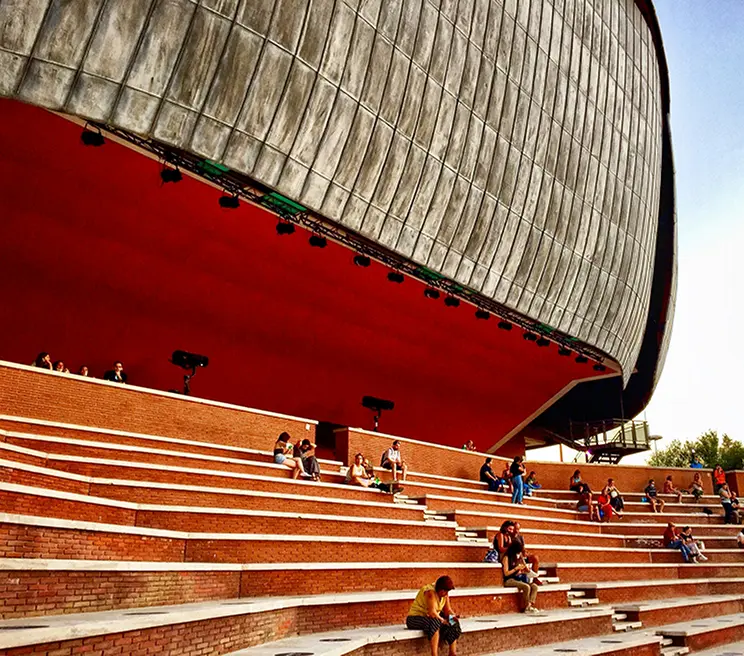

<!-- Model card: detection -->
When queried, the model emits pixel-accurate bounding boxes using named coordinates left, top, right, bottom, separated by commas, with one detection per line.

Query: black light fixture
left=475, top=309, right=490, bottom=320
left=424, top=288, right=440, bottom=300
left=353, top=254, right=371, bottom=267
left=444, top=296, right=460, bottom=308
left=497, top=320, right=513, bottom=331
left=558, top=347, right=572, bottom=357
left=536, top=337, right=550, bottom=347
left=593, top=363, right=607, bottom=372
left=276, top=221, right=295, bottom=235
left=81, top=127, right=104, bottom=147
left=387, top=271, right=404, bottom=283
left=219, top=194, right=239, bottom=209
left=308, top=234, right=326, bottom=247
left=523, top=332, right=538, bottom=342
left=171, top=350, right=209, bottom=396
left=160, top=167, right=182, bottom=184
left=575, top=355, right=588, bottom=364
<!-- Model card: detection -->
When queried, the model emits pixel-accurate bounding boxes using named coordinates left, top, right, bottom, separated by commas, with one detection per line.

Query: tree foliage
left=647, top=430, right=743, bottom=470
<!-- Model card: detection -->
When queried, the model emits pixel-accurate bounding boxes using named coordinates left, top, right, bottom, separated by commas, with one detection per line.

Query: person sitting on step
left=480, top=457, right=504, bottom=492
left=719, top=484, right=739, bottom=524
left=663, top=475, right=687, bottom=503
left=679, top=526, right=708, bottom=562
left=501, top=540, right=540, bottom=613
left=644, top=479, right=665, bottom=513
left=345, top=452, right=401, bottom=494
left=576, top=487, right=598, bottom=521
left=513, top=521, right=542, bottom=585
left=690, top=472, right=705, bottom=503
left=272, top=432, right=305, bottom=479
left=663, top=522, right=693, bottom=563
left=524, top=471, right=542, bottom=496
left=596, top=493, right=614, bottom=523
left=32, top=352, right=53, bottom=370
left=462, top=440, right=477, bottom=451
left=737, top=528, right=744, bottom=549
left=405, top=575, right=461, bottom=656
left=494, top=520, right=515, bottom=558
left=602, top=478, right=625, bottom=517
left=380, top=440, right=408, bottom=482
left=296, top=438, right=321, bottom=481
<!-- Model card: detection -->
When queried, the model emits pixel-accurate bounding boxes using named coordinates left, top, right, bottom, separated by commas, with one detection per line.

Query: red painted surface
left=0, top=100, right=606, bottom=448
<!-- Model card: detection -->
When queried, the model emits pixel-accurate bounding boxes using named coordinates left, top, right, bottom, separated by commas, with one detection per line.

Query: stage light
left=558, top=347, right=572, bottom=356
left=444, top=296, right=460, bottom=308
left=81, top=127, right=104, bottom=147
left=523, top=332, right=537, bottom=341
left=424, top=288, right=440, bottom=300
left=475, top=309, right=490, bottom=320
left=219, top=194, right=239, bottom=209
left=171, top=350, right=209, bottom=396
left=160, top=167, right=182, bottom=184
left=536, top=337, right=550, bottom=347
left=497, top=320, right=513, bottom=331
left=308, top=234, right=326, bottom=247
left=593, top=363, right=607, bottom=372
left=575, top=355, right=588, bottom=364
left=387, top=272, right=404, bottom=283
left=276, top=221, right=295, bottom=235
left=353, top=254, right=371, bottom=267
left=362, top=395, right=395, bottom=432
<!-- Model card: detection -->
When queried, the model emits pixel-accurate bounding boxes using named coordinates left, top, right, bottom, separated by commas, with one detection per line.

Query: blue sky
left=642, top=0, right=744, bottom=454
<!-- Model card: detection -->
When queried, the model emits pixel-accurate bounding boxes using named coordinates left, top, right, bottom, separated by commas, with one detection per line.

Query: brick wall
left=338, top=428, right=715, bottom=494
left=0, top=363, right=315, bottom=450
left=726, top=470, right=744, bottom=495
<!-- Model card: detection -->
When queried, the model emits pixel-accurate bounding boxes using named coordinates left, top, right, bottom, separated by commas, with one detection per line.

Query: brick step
left=0, top=559, right=570, bottom=620
left=0, top=419, right=497, bottom=496
left=481, top=629, right=663, bottom=655
left=614, top=594, right=744, bottom=628
left=422, top=493, right=723, bottom=526
left=553, top=562, right=744, bottom=583
left=0, top=484, right=456, bottom=540
left=656, top=612, right=744, bottom=652
left=228, top=607, right=614, bottom=656
left=0, top=419, right=340, bottom=469
left=0, top=449, right=393, bottom=504
left=602, top=523, right=738, bottom=537
left=0, top=435, right=349, bottom=484
left=469, top=526, right=628, bottom=548
left=538, top=488, right=719, bottom=504
left=0, top=601, right=613, bottom=655
left=571, top=578, right=744, bottom=605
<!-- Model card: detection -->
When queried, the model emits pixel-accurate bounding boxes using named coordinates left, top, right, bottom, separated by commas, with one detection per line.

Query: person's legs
left=438, top=616, right=461, bottom=655
left=659, top=499, right=665, bottom=513
left=401, top=463, right=408, bottom=481
left=406, top=616, right=441, bottom=656
left=528, top=582, right=539, bottom=607
left=505, top=579, right=530, bottom=610
left=512, top=475, right=524, bottom=504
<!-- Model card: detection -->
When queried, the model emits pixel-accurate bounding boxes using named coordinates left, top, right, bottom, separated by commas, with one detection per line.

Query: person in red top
left=713, top=465, right=727, bottom=494
left=596, top=493, right=614, bottom=523
left=663, top=523, right=693, bottom=562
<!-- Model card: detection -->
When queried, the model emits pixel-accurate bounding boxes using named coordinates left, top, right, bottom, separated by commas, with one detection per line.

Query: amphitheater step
left=613, top=593, right=744, bottom=629
left=227, top=607, right=615, bottom=655
left=571, top=578, right=744, bottom=605
left=656, top=612, right=744, bottom=652
left=687, top=640, right=744, bottom=655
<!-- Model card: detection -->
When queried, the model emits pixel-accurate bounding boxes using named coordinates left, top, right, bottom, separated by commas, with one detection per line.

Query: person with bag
left=501, top=541, right=540, bottom=613
left=405, top=575, right=461, bottom=656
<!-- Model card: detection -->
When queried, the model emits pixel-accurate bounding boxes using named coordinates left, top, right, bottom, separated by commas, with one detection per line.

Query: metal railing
left=569, top=419, right=650, bottom=451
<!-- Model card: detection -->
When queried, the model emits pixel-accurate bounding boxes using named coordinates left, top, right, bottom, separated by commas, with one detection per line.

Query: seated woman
left=602, top=478, right=624, bottom=517
left=596, top=493, right=614, bottom=523
left=524, top=471, right=541, bottom=496
left=501, top=541, right=539, bottom=613
left=405, top=575, right=461, bottom=656
left=297, top=439, right=321, bottom=481
left=576, top=488, right=598, bottom=521
left=663, top=475, right=686, bottom=503
left=272, top=432, right=305, bottom=479
left=513, top=522, right=542, bottom=585
left=494, top=520, right=515, bottom=558
left=679, top=526, right=708, bottom=562
left=690, top=473, right=705, bottom=503
left=345, top=453, right=400, bottom=493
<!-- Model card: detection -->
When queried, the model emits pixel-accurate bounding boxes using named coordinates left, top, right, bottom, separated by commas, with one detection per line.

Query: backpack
left=484, top=549, right=500, bottom=563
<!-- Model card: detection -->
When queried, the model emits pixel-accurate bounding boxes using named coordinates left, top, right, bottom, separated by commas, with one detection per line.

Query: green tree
left=647, top=430, right=743, bottom=470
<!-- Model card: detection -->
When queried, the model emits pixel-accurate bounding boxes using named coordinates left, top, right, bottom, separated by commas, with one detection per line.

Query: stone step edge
left=0, top=588, right=579, bottom=650
left=656, top=611, right=744, bottom=637
left=225, top=607, right=615, bottom=656
left=615, top=593, right=744, bottom=613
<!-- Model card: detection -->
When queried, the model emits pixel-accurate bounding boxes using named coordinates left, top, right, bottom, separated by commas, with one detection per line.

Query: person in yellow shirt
left=405, top=576, right=460, bottom=656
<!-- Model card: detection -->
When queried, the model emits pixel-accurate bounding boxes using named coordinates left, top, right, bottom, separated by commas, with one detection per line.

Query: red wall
left=0, top=100, right=605, bottom=450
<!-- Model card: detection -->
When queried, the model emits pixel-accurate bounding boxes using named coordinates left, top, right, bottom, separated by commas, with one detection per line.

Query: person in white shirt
left=380, top=440, right=408, bottom=482
left=737, top=529, right=744, bottom=549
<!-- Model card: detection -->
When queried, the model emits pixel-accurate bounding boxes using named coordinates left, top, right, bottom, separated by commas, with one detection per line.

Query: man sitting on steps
left=380, top=440, right=408, bottom=482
